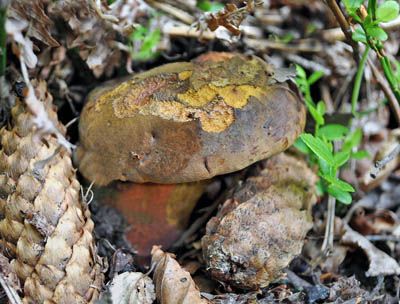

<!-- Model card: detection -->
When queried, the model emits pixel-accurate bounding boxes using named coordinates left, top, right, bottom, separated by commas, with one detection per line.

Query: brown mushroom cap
left=76, top=53, right=306, bottom=185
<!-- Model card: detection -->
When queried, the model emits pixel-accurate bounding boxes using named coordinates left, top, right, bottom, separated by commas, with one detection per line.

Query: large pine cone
left=0, top=80, right=103, bottom=303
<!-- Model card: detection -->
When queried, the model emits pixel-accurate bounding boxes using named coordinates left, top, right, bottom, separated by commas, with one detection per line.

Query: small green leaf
left=343, top=0, right=364, bottom=13
left=343, top=129, right=363, bottom=152
left=365, top=25, right=388, bottom=41
left=307, top=71, right=324, bottom=85
left=327, top=184, right=352, bottom=204
left=319, top=124, right=350, bottom=140
left=318, top=159, right=334, bottom=177
left=197, top=1, right=224, bottom=12
left=351, top=150, right=371, bottom=159
left=352, top=25, right=367, bottom=43
left=363, top=15, right=373, bottom=26
left=296, top=64, right=307, bottom=79
left=376, top=1, right=399, bottom=22
left=293, top=137, right=310, bottom=154
left=316, top=180, right=325, bottom=196
left=317, top=101, right=326, bottom=117
left=307, top=101, right=325, bottom=125
left=300, top=133, right=335, bottom=166
left=350, top=12, right=363, bottom=23
left=334, top=151, right=350, bottom=168
left=321, top=174, right=355, bottom=192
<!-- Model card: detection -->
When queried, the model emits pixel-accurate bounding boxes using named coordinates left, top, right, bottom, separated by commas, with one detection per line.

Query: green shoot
left=294, top=66, right=370, bottom=204
left=343, top=0, right=400, bottom=104
left=196, top=1, right=224, bottom=12
left=129, top=22, right=161, bottom=61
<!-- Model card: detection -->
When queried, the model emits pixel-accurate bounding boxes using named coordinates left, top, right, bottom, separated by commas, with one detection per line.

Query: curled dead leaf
left=151, top=246, right=210, bottom=304
left=109, top=272, right=155, bottom=304
left=340, top=223, right=400, bottom=277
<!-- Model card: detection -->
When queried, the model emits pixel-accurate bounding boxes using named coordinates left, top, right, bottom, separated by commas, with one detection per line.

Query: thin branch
left=324, top=0, right=360, bottom=63
left=367, top=57, right=400, bottom=125
left=370, top=143, right=400, bottom=178
left=0, top=275, right=22, bottom=304
left=0, top=1, right=8, bottom=77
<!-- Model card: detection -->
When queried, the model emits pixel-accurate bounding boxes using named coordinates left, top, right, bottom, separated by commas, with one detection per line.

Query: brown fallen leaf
left=340, top=223, right=400, bottom=277
left=110, top=272, right=155, bottom=304
left=151, top=246, right=210, bottom=304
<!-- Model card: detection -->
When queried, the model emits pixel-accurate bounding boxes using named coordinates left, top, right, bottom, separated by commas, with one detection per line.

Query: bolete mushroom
left=76, top=52, right=305, bottom=185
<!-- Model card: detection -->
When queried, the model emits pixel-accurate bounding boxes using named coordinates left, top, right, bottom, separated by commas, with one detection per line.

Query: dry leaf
left=341, top=223, right=400, bottom=277
left=109, top=272, right=155, bottom=304
left=151, top=246, right=210, bottom=304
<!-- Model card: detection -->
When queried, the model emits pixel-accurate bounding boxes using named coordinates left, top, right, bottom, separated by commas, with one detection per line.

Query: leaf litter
left=2, top=0, right=400, bottom=303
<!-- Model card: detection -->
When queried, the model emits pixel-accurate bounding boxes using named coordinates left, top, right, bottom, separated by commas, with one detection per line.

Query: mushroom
left=76, top=52, right=305, bottom=185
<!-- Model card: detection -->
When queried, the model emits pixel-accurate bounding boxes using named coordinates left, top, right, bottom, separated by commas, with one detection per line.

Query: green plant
left=343, top=0, right=400, bottom=108
left=196, top=0, right=224, bottom=12
left=294, top=65, right=370, bottom=204
left=129, top=22, right=161, bottom=61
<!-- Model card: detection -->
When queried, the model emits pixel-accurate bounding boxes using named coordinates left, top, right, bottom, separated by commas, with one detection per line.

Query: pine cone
left=0, top=80, right=103, bottom=303
left=202, top=153, right=318, bottom=290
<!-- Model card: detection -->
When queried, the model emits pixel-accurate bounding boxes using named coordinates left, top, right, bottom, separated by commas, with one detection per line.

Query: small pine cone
left=202, top=153, right=318, bottom=290
left=0, top=80, right=103, bottom=304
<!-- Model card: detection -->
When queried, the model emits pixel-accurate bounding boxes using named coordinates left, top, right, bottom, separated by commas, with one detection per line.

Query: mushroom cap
left=76, top=53, right=306, bottom=185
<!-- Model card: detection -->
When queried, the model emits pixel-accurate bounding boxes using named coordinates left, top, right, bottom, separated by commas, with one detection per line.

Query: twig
left=0, top=1, right=8, bottom=77
left=0, top=275, right=22, bottom=304
left=366, top=235, right=400, bottom=242
left=146, top=0, right=195, bottom=24
left=367, top=57, right=400, bottom=125
left=324, top=0, right=360, bottom=63
left=321, top=142, right=341, bottom=255
left=370, top=143, right=400, bottom=178
left=321, top=194, right=335, bottom=255
left=284, top=53, right=331, bottom=75
left=322, top=16, right=400, bottom=42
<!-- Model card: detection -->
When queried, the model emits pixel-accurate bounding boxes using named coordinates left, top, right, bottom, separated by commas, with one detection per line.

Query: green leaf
left=351, top=150, right=371, bottom=159
left=317, top=101, right=326, bottom=117
left=365, top=25, right=388, bottom=41
left=352, top=25, right=367, bottom=43
left=293, top=137, right=310, bottom=154
left=316, top=180, right=325, bottom=196
left=320, top=174, right=355, bottom=192
left=363, top=15, right=373, bottom=26
left=343, top=0, right=364, bottom=13
left=131, top=25, right=149, bottom=40
left=197, top=0, right=224, bottom=12
left=342, top=129, right=363, bottom=152
left=300, top=133, right=335, bottom=166
left=307, top=71, right=324, bottom=85
left=318, top=158, right=334, bottom=177
left=334, top=151, right=350, bottom=168
left=319, top=124, right=350, bottom=140
left=306, top=101, right=325, bottom=125
left=327, top=184, right=353, bottom=204
left=296, top=64, right=307, bottom=79
left=376, top=1, right=399, bottom=22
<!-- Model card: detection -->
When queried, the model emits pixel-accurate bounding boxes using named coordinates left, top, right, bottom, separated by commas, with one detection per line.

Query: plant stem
left=351, top=46, right=370, bottom=115
left=324, top=0, right=360, bottom=63
left=379, top=56, right=400, bottom=103
left=0, top=3, right=7, bottom=77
